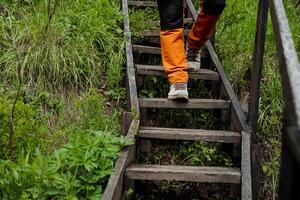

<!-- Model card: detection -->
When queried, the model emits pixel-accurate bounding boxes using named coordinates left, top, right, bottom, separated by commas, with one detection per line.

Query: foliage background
left=0, top=0, right=130, bottom=199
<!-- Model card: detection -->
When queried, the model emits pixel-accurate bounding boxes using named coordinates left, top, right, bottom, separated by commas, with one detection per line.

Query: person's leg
left=188, top=0, right=226, bottom=51
left=157, top=0, right=188, bottom=85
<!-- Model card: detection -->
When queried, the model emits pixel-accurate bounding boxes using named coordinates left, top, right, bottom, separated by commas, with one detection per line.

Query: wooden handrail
left=248, top=0, right=268, bottom=133
left=250, top=0, right=300, bottom=199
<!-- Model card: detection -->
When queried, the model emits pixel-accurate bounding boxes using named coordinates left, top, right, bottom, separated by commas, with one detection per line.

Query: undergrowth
left=0, top=0, right=124, bottom=98
left=0, top=0, right=129, bottom=199
left=137, top=141, right=233, bottom=167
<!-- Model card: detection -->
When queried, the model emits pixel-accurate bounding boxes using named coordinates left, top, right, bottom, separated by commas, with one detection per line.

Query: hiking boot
left=168, top=83, right=188, bottom=100
left=186, top=46, right=201, bottom=71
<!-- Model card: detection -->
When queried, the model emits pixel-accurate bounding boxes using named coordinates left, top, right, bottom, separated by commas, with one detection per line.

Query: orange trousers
left=158, top=0, right=225, bottom=84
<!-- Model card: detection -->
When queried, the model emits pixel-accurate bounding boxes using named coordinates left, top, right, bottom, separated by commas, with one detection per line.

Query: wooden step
left=132, top=45, right=161, bottom=55
left=126, top=164, right=241, bottom=184
left=136, top=64, right=219, bottom=81
left=138, top=30, right=190, bottom=37
left=138, top=126, right=241, bottom=143
left=128, top=1, right=157, bottom=7
left=148, top=18, right=194, bottom=26
left=138, top=98, right=230, bottom=109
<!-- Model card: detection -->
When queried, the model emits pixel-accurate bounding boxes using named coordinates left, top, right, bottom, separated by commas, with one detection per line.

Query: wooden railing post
left=248, top=0, right=268, bottom=133
left=279, top=126, right=300, bottom=199
left=267, top=0, right=300, bottom=198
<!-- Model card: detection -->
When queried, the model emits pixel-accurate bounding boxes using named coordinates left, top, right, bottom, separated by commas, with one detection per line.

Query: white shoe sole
left=168, top=93, right=189, bottom=100
left=187, top=61, right=200, bottom=71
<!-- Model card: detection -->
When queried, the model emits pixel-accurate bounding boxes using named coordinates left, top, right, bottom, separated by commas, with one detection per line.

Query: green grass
left=216, top=0, right=300, bottom=199
left=0, top=0, right=124, bottom=97
left=0, top=0, right=129, bottom=198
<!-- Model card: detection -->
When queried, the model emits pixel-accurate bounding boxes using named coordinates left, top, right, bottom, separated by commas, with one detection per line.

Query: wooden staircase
left=103, top=0, right=253, bottom=199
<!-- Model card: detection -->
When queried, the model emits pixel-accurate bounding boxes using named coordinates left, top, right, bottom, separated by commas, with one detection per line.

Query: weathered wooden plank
left=138, top=139, right=151, bottom=152
left=123, top=0, right=140, bottom=114
left=241, top=131, right=252, bottom=200
left=138, top=98, right=230, bottom=109
left=122, top=112, right=132, bottom=135
left=279, top=128, right=300, bottom=199
left=136, top=64, right=220, bottom=81
left=103, top=120, right=139, bottom=200
left=126, top=164, right=241, bottom=184
left=138, top=126, right=241, bottom=143
left=102, top=148, right=128, bottom=200
left=128, top=1, right=157, bottom=7
left=148, top=18, right=194, bottom=26
left=138, top=30, right=190, bottom=37
left=268, top=0, right=300, bottom=128
left=132, top=45, right=161, bottom=54
left=268, top=0, right=300, bottom=198
left=248, top=0, right=268, bottom=133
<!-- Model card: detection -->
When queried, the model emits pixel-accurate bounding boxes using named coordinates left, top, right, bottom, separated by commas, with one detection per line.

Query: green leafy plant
left=181, top=141, right=233, bottom=167
left=0, top=131, right=132, bottom=199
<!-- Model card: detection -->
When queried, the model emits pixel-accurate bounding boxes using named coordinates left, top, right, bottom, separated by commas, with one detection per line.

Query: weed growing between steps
left=143, top=108, right=219, bottom=130
left=0, top=0, right=130, bottom=198
left=124, top=181, right=238, bottom=200
left=137, top=140, right=234, bottom=167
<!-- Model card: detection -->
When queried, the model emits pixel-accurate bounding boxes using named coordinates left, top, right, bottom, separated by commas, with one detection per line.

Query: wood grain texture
left=128, top=1, right=157, bottom=7
left=268, top=0, right=300, bottom=128
left=123, top=0, right=140, bottom=114
left=103, top=120, right=139, bottom=200
left=122, top=112, right=132, bottom=135
left=139, top=98, right=230, bottom=109
left=241, top=131, right=252, bottom=200
left=139, top=126, right=241, bottom=143
left=132, top=45, right=161, bottom=54
left=126, top=164, right=241, bottom=184
left=148, top=18, right=194, bottom=26
left=138, top=30, right=190, bottom=37
left=136, top=64, right=220, bottom=80
left=248, top=0, right=268, bottom=133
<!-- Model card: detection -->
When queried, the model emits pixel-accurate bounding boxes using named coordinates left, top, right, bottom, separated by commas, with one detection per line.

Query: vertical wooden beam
left=248, top=0, right=268, bottom=133
left=138, top=139, right=151, bottom=153
left=268, top=0, right=300, bottom=128
left=122, top=112, right=132, bottom=135
left=247, top=1, right=268, bottom=199
left=279, top=127, right=300, bottom=200
left=268, top=0, right=300, bottom=198
left=136, top=75, right=144, bottom=88
left=103, top=120, right=140, bottom=200
left=123, top=0, right=140, bottom=114
left=241, top=131, right=252, bottom=200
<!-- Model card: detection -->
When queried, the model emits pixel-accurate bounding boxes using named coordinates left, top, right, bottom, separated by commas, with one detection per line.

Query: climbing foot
left=186, top=46, right=201, bottom=71
left=168, top=83, right=188, bottom=101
